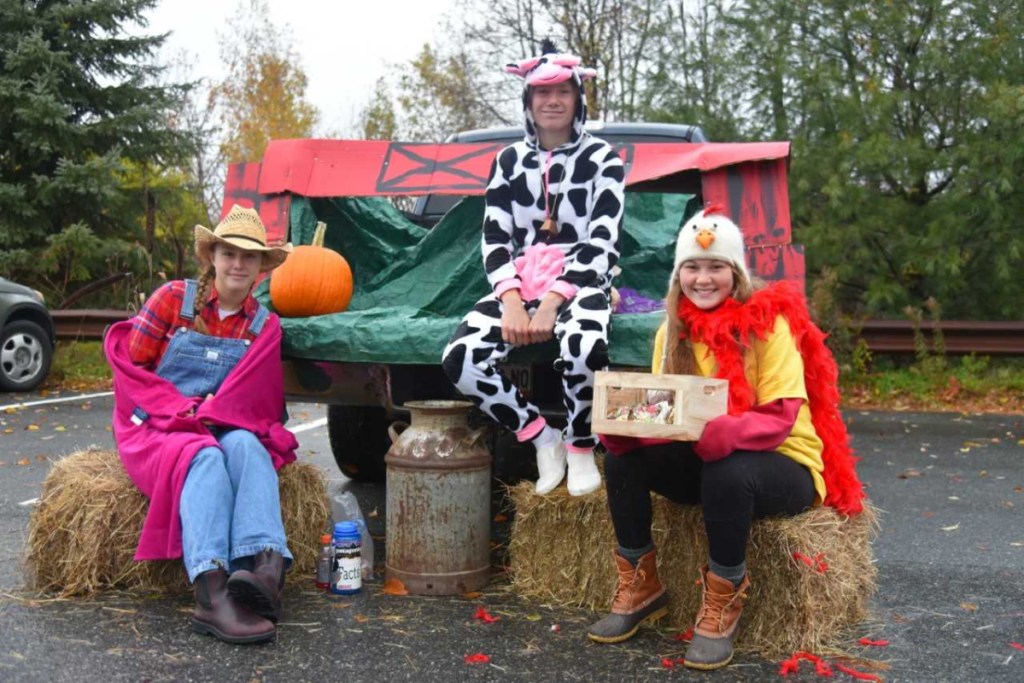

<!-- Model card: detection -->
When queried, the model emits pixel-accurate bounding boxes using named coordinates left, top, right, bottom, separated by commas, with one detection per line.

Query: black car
left=0, top=277, right=55, bottom=391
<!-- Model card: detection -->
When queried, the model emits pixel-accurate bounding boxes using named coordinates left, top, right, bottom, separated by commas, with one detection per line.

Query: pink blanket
left=105, top=318, right=297, bottom=561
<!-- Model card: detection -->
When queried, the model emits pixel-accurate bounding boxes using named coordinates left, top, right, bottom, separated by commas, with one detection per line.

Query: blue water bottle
left=331, top=521, right=362, bottom=594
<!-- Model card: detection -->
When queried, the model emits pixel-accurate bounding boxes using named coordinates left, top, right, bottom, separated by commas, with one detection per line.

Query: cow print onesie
left=442, top=75, right=625, bottom=452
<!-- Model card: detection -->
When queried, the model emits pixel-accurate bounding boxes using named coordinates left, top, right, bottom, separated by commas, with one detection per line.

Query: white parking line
left=288, top=417, right=327, bottom=434
left=0, top=391, right=114, bottom=412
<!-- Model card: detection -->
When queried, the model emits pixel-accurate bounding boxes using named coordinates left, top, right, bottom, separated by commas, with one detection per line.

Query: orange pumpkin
left=270, top=222, right=353, bottom=316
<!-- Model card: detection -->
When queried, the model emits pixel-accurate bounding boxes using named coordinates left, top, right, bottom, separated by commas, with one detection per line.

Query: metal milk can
left=384, top=400, right=492, bottom=595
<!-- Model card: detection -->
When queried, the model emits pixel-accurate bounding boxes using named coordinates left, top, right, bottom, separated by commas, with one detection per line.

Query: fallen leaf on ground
left=462, top=591, right=482, bottom=599
left=960, top=602, right=978, bottom=612
left=26, top=424, right=39, bottom=431
left=898, top=468, right=923, bottom=479
left=381, top=578, right=408, bottom=596
left=493, top=513, right=507, bottom=523
left=17, top=458, right=31, bottom=466
left=354, top=614, right=369, bottom=623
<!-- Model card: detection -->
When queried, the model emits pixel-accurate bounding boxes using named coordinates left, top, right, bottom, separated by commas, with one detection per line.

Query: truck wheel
left=327, top=405, right=390, bottom=482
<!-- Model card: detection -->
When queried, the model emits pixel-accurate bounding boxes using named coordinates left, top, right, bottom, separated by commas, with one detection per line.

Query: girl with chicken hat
left=442, top=40, right=624, bottom=497
left=588, top=207, right=865, bottom=670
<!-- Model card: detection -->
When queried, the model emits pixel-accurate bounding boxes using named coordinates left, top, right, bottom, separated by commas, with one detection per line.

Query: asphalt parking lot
left=0, top=389, right=1021, bottom=682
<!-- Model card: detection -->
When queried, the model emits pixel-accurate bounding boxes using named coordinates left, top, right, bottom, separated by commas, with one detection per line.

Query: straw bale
left=24, top=448, right=330, bottom=597
left=508, top=482, right=878, bottom=656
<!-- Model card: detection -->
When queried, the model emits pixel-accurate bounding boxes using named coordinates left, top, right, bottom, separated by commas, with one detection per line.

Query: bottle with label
left=315, top=534, right=333, bottom=591
left=331, top=521, right=362, bottom=595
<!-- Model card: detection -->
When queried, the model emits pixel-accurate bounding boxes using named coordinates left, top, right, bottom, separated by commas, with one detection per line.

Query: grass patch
left=841, top=355, right=1024, bottom=413
left=46, top=341, right=112, bottom=391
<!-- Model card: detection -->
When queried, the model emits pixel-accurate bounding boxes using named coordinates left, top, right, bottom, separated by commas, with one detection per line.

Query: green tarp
left=256, top=193, right=696, bottom=366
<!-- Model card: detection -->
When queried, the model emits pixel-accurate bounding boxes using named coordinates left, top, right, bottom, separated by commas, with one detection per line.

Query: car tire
left=0, top=320, right=53, bottom=392
left=327, top=405, right=392, bottom=483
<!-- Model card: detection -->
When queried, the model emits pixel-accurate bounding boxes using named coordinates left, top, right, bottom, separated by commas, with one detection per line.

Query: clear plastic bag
left=330, top=488, right=374, bottom=580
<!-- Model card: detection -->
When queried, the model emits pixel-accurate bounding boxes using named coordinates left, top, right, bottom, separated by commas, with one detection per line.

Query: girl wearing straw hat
left=587, top=207, right=865, bottom=669
left=442, top=40, right=624, bottom=498
left=105, top=205, right=295, bottom=644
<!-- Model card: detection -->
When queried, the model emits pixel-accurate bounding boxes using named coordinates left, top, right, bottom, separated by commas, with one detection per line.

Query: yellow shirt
left=652, top=316, right=826, bottom=504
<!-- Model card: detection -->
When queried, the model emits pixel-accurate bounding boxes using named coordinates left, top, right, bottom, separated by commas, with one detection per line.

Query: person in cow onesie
left=442, top=40, right=625, bottom=497
left=587, top=207, right=866, bottom=670
left=105, top=205, right=296, bottom=644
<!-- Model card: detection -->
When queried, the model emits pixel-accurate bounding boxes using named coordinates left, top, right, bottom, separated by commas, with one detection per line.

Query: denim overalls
left=162, top=279, right=292, bottom=582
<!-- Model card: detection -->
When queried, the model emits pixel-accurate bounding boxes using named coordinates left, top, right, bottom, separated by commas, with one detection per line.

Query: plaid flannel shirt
left=127, top=280, right=261, bottom=368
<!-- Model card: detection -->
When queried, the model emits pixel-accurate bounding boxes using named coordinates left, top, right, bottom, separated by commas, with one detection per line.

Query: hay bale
left=508, top=482, right=878, bottom=656
left=25, top=448, right=330, bottom=597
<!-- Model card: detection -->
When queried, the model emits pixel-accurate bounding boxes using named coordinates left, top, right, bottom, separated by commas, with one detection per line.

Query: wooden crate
left=592, top=370, right=728, bottom=440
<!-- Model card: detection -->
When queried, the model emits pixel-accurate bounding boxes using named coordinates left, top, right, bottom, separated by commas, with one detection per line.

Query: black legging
left=604, top=443, right=815, bottom=567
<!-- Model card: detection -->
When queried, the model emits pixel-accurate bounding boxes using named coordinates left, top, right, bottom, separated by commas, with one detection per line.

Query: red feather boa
left=677, top=281, right=865, bottom=516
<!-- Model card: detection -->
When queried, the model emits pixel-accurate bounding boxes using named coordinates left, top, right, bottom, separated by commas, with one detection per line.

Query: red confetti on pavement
left=464, top=653, right=490, bottom=664
left=1010, top=642, right=1024, bottom=651
left=780, top=651, right=882, bottom=681
left=778, top=651, right=833, bottom=677
left=473, top=605, right=500, bottom=623
left=834, top=662, right=882, bottom=681
left=857, top=637, right=890, bottom=647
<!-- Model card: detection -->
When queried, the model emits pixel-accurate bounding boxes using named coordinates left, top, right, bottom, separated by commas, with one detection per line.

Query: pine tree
left=0, top=0, right=193, bottom=301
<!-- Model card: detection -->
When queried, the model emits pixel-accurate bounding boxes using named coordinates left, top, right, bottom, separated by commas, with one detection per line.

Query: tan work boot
left=683, top=565, right=750, bottom=670
left=587, top=548, right=669, bottom=643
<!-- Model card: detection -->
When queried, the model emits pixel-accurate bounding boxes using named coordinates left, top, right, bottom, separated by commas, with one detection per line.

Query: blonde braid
left=192, top=266, right=215, bottom=334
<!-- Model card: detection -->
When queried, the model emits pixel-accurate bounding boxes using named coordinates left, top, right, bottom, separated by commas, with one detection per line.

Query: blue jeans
left=179, top=428, right=293, bottom=582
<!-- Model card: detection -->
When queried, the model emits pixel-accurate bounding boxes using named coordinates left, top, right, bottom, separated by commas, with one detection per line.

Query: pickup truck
left=224, top=124, right=804, bottom=482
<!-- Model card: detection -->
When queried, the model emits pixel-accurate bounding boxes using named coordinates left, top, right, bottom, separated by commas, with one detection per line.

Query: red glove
left=694, top=398, right=803, bottom=462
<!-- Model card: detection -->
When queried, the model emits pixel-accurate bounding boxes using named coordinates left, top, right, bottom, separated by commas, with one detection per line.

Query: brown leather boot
left=227, top=550, right=286, bottom=622
left=192, top=569, right=275, bottom=644
left=683, top=565, right=750, bottom=670
left=587, top=548, right=669, bottom=643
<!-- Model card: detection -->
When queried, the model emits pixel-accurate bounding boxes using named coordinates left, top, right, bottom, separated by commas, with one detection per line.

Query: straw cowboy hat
left=194, top=205, right=293, bottom=272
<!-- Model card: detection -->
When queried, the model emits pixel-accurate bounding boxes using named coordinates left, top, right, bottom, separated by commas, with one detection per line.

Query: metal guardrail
left=51, top=310, right=1024, bottom=355
left=52, top=309, right=130, bottom=340
left=855, top=320, right=1024, bottom=355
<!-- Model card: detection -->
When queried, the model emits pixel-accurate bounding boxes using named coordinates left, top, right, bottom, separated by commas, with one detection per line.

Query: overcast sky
left=146, top=0, right=456, bottom=136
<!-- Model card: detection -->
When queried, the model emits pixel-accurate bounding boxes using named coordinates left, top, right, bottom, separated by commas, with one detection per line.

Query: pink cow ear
left=505, top=56, right=542, bottom=78
left=578, top=67, right=597, bottom=82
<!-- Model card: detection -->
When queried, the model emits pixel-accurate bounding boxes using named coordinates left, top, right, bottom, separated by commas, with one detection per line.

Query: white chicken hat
left=672, top=205, right=750, bottom=286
